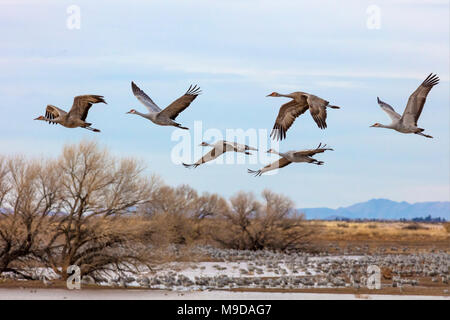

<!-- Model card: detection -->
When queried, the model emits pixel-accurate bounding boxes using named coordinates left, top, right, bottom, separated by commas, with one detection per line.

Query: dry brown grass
left=444, top=222, right=450, bottom=234
left=306, top=220, right=449, bottom=242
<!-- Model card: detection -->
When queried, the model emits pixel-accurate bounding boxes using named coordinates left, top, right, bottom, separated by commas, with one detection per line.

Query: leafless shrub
left=140, top=184, right=228, bottom=245
left=402, top=223, right=428, bottom=231
left=212, top=190, right=311, bottom=250
left=337, top=223, right=349, bottom=228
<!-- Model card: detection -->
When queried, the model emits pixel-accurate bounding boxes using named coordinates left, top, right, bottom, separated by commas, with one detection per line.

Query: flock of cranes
left=34, top=73, right=440, bottom=176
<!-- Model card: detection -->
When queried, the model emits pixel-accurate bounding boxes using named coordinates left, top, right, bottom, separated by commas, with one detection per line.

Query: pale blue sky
left=0, top=0, right=448, bottom=208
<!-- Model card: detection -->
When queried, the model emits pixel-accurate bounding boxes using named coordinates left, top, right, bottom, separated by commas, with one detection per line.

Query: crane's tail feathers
left=182, top=163, right=200, bottom=169
left=315, top=161, right=324, bottom=166
left=328, top=105, right=340, bottom=109
left=248, top=168, right=263, bottom=177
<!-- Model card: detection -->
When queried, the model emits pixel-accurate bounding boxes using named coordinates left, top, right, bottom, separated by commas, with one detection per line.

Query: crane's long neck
left=379, top=123, right=395, bottom=129
left=135, top=110, right=148, bottom=117
left=277, top=93, right=295, bottom=99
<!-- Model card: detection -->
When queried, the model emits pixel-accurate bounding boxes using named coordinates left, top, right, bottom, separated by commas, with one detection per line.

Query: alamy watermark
left=66, top=5, right=81, bottom=30
left=366, top=5, right=381, bottom=30
left=170, top=121, right=280, bottom=169
left=66, top=265, right=81, bottom=290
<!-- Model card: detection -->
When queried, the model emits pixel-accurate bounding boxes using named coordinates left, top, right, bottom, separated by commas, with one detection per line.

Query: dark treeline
left=323, top=216, right=447, bottom=223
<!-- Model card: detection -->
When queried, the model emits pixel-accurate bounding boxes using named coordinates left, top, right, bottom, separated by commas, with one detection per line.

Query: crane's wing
left=131, top=81, right=162, bottom=113
left=223, top=141, right=258, bottom=152
left=401, top=73, right=439, bottom=126
left=248, top=157, right=291, bottom=177
left=271, top=98, right=309, bottom=141
left=306, top=95, right=330, bottom=129
left=159, top=85, right=201, bottom=120
left=182, top=144, right=225, bottom=169
left=68, top=95, right=106, bottom=121
left=293, top=143, right=333, bottom=156
left=45, top=105, right=67, bottom=124
left=376, top=97, right=401, bottom=121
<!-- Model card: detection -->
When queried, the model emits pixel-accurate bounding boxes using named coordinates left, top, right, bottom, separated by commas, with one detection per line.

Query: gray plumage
left=128, top=82, right=201, bottom=130
left=371, top=73, right=439, bottom=138
left=183, top=140, right=258, bottom=168
left=248, top=143, right=333, bottom=176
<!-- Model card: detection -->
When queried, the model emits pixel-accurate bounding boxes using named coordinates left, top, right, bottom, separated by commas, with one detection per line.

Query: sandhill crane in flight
left=34, top=95, right=106, bottom=132
left=267, top=91, right=340, bottom=140
left=127, top=82, right=201, bottom=130
left=183, top=140, right=258, bottom=168
left=248, top=143, right=333, bottom=176
left=371, top=73, right=439, bottom=138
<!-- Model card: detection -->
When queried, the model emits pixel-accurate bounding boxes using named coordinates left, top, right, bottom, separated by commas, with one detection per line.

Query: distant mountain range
left=299, top=199, right=450, bottom=220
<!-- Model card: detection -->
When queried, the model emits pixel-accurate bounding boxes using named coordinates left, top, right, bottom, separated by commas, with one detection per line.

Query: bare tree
left=255, top=190, right=311, bottom=250
left=0, top=157, right=60, bottom=278
left=37, top=141, right=155, bottom=280
left=0, top=156, right=8, bottom=207
left=215, top=191, right=260, bottom=249
left=192, top=193, right=229, bottom=220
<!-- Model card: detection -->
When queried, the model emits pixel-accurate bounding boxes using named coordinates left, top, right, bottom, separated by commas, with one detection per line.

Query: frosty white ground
left=0, top=288, right=448, bottom=300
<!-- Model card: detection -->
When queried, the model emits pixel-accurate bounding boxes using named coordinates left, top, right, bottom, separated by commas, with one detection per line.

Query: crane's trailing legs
left=415, top=131, right=433, bottom=138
